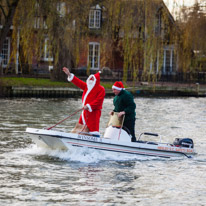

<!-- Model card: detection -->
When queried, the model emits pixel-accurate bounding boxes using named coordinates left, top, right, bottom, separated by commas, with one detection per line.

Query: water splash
left=15, top=143, right=172, bottom=164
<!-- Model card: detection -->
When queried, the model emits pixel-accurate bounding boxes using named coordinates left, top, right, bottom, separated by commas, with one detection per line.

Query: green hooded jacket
left=113, top=89, right=136, bottom=121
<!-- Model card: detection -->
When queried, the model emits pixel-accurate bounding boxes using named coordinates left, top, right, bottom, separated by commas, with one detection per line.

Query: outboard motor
left=173, top=138, right=194, bottom=148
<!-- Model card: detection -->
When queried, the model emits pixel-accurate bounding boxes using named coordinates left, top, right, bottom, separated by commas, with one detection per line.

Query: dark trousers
left=123, top=118, right=136, bottom=142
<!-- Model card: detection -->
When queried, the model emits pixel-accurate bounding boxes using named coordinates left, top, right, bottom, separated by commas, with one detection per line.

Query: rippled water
left=0, top=97, right=206, bottom=206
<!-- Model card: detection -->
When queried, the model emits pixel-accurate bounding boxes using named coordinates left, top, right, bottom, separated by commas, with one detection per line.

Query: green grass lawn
left=0, top=77, right=113, bottom=89
left=0, top=77, right=70, bottom=87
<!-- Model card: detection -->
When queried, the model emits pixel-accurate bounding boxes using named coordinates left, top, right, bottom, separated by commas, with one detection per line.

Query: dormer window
left=89, top=5, right=101, bottom=29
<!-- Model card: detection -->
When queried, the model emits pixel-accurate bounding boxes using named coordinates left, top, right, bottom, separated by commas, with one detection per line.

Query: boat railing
left=138, top=132, right=162, bottom=143
left=137, top=133, right=177, bottom=146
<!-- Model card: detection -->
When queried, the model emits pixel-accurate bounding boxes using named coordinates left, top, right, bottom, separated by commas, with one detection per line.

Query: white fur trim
left=112, top=85, right=123, bottom=90
left=86, top=104, right=92, bottom=112
left=67, top=73, right=74, bottom=81
left=82, top=75, right=96, bottom=106
left=81, top=111, right=86, bottom=125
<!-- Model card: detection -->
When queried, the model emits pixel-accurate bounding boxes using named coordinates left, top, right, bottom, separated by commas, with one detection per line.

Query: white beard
left=88, top=80, right=94, bottom=85
left=82, top=74, right=97, bottom=106
left=86, top=75, right=96, bottom=91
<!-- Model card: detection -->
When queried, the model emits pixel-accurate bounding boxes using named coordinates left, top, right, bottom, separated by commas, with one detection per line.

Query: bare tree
left=0, top=0, right=19, bottom=53
left=177, top=1, right=206, bottom=73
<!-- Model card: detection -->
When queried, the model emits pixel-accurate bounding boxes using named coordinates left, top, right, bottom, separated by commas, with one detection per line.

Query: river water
left=0, top=97, right=206, bottom=206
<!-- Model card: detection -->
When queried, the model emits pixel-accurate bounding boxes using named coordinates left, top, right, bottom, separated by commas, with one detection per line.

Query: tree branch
left=0, top=0, right=20, bottom=52
left=0, top=5, right=6, bottom=18
left=5, top=0, right=10, bottom=8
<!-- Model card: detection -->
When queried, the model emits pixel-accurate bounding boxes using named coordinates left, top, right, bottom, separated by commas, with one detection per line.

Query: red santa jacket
left=68, top=72, right=105, bottom=133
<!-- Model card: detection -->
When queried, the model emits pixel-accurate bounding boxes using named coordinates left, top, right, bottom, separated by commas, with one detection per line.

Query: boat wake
left=16, top=143, right=164, bottom=163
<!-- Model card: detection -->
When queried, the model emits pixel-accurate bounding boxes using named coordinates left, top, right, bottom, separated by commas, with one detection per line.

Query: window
left=57, top=2, right=66, bottom=17
left=0, top=38, right=10, bottom=68
left=34, top=17, right=47, bottom=29
left=34, top=3, right=47, bottom=29
left=88, top=42, right=100, bottom=69
left=162, top=47, right=176, bottom=74
left=34, top=17, right=40, bottom=29
left=89, top=8, right=101, bottom=29
left=43, top=38, right=53, bottom=61
left=155, top=12, right=162, bottom=35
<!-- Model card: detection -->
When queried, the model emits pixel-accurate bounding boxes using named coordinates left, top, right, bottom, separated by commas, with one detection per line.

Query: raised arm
left=62, top=67, right=71, bottom=77
left=63, top=67, right=86, bottom=90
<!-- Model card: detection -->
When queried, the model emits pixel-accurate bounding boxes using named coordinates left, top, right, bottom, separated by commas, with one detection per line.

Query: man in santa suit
left=63, top=67, right=105, bottom=135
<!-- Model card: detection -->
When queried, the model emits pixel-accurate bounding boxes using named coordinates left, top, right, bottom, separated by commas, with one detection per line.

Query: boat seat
left=71, top=123, right=89, bottom=133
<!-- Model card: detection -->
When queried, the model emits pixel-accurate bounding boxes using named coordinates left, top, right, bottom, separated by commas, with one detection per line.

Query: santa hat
left=86, top=71, right=101, bottom=90
left=94, top=71, right=101, bottom=81
left=112, top=81, right=125, bottom=90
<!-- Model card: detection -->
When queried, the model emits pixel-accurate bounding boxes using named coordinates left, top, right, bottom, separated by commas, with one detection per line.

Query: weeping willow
left=176, top=2, right=206, bottom=81
left=99, top=0, right=176, bottom=83
left=12, top=0, right=93, bottom=78
left=11, top=0, right=177, bottom=82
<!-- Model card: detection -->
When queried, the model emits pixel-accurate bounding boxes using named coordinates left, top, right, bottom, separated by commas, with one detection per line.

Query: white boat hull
left=25, top=127, right=195, bottom=158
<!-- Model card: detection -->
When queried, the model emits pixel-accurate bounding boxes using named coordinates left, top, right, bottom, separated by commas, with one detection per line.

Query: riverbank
left=0, top=77, right=206, bottom=97
left=1, top=83, right=206, bottom=98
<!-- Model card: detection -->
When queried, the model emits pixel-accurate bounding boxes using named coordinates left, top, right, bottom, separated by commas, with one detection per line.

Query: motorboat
left=25, top=113, right=195, bottom=159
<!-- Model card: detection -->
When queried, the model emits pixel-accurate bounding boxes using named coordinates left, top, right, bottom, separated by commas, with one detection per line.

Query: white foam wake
left=15, top=144, right=158, bottom=163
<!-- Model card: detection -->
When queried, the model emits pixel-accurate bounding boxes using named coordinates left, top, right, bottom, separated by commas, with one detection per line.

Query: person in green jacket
left=110, top=81, right=136, bottom=142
